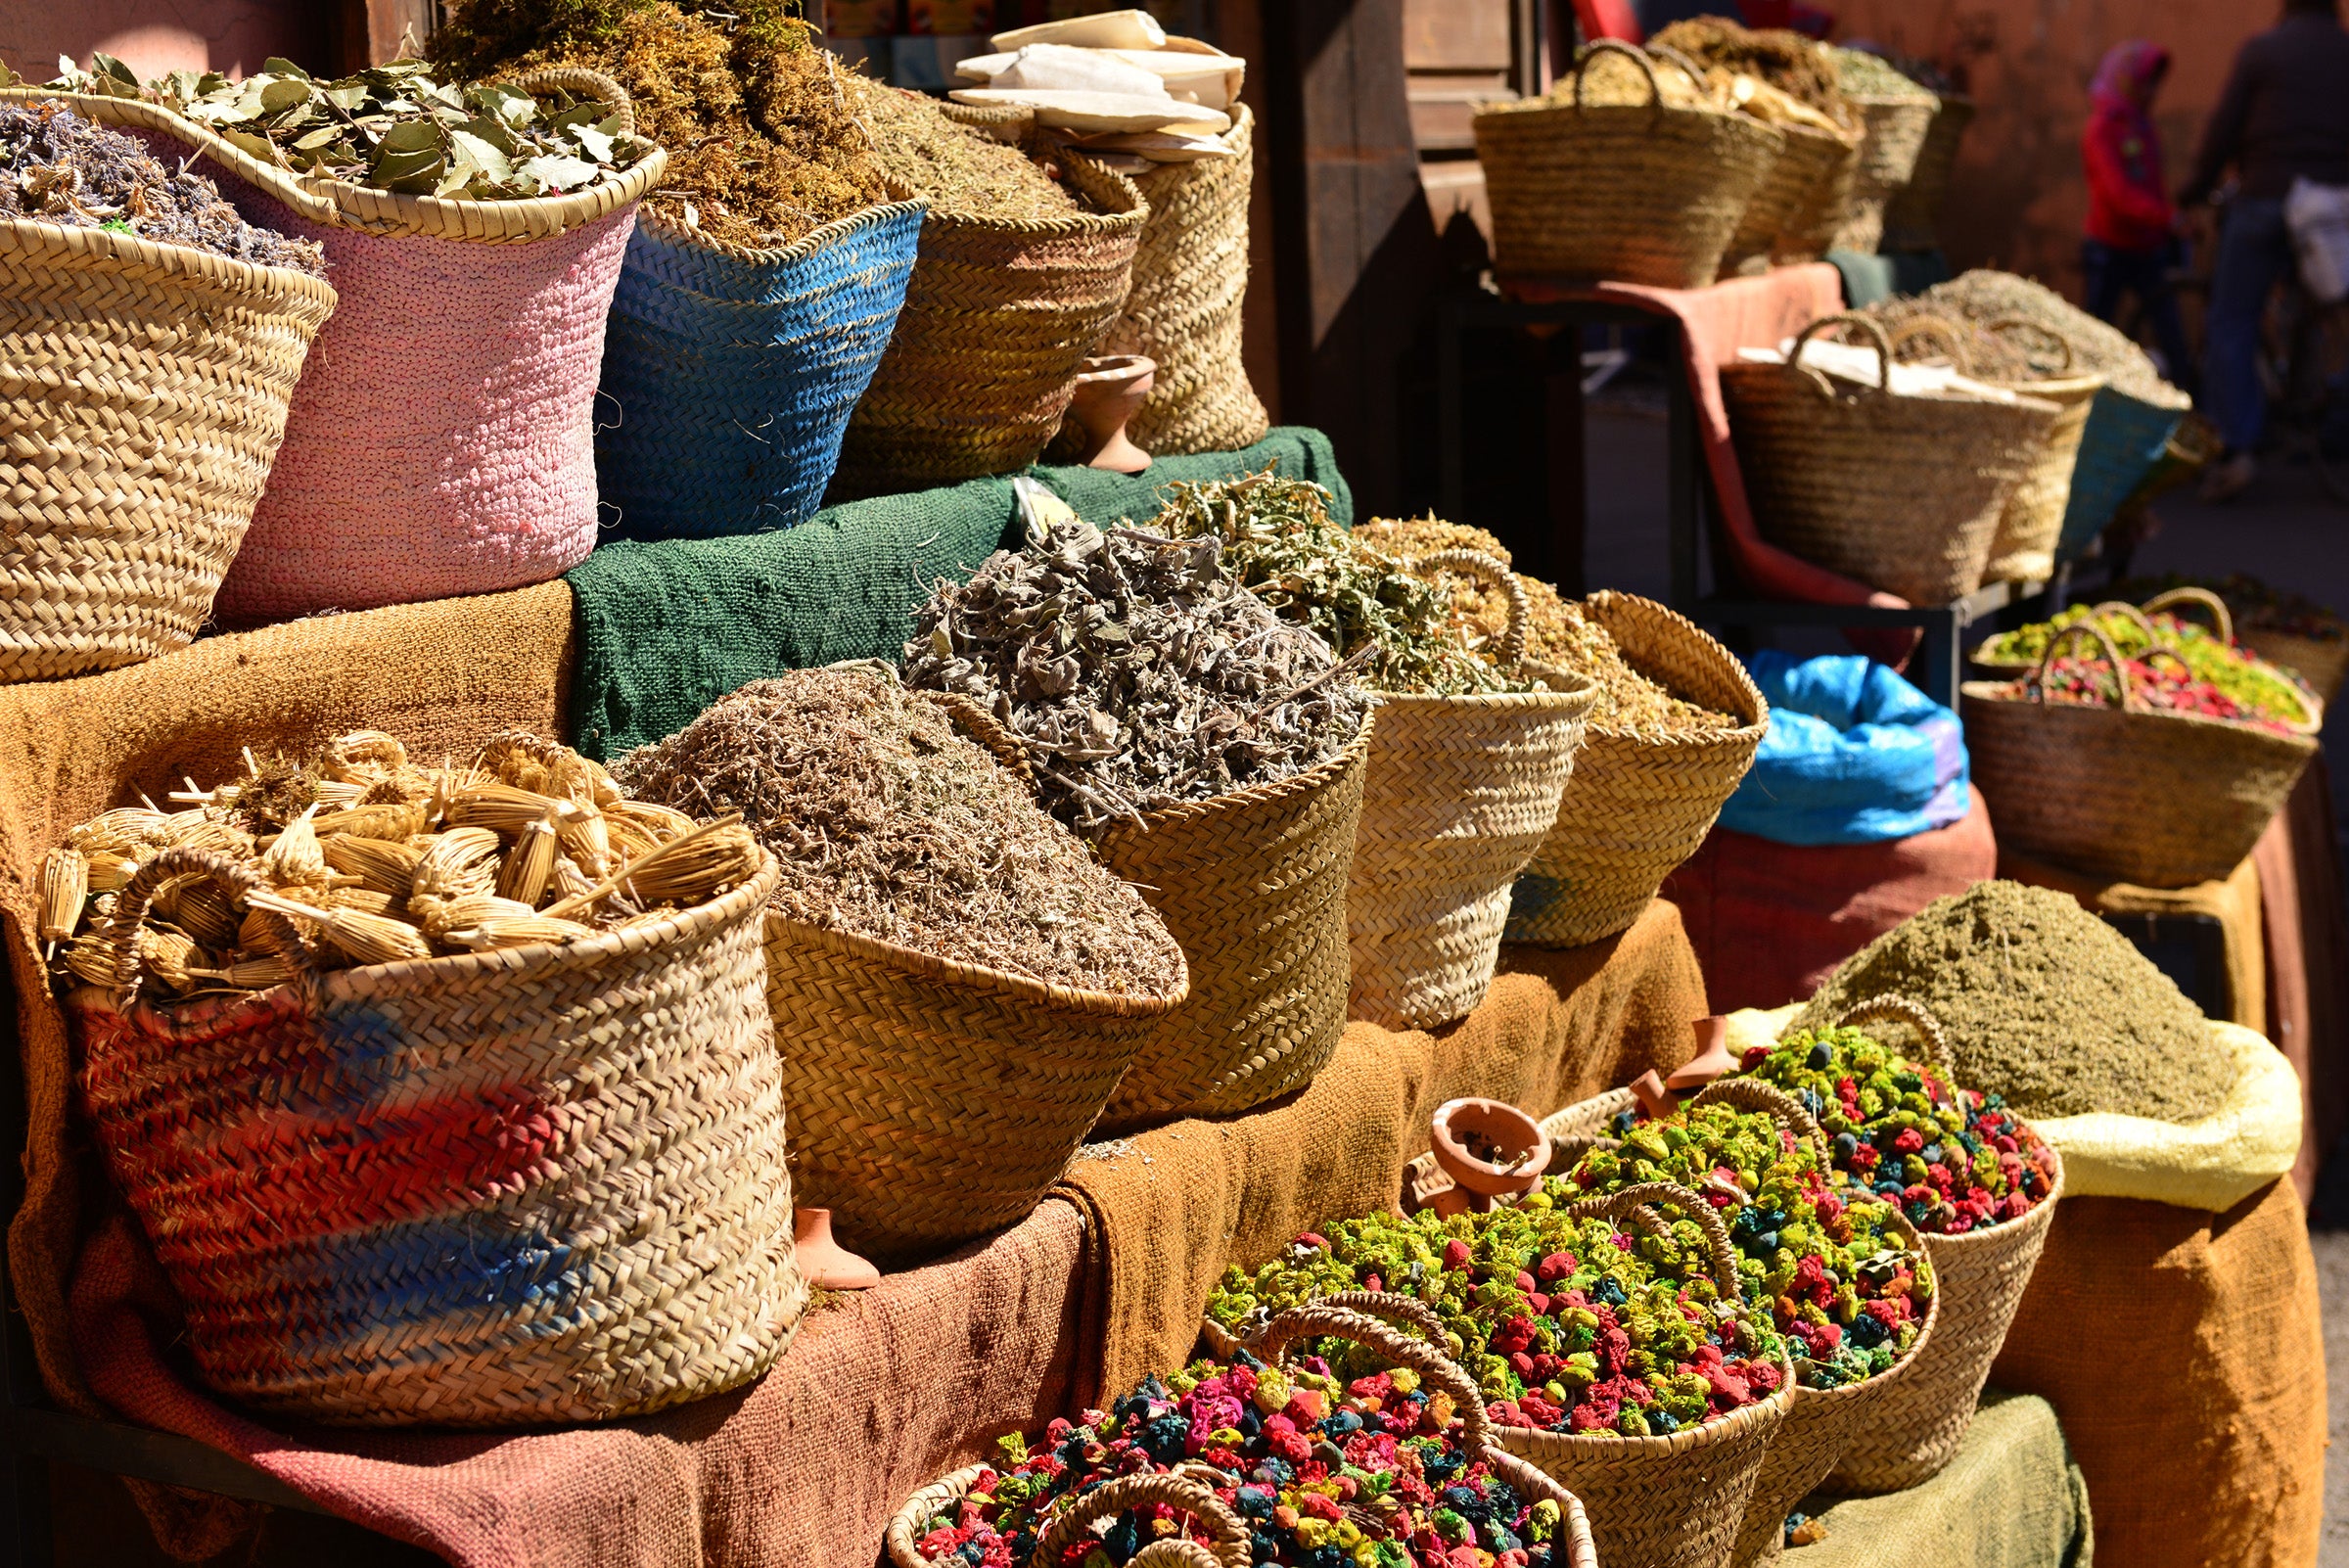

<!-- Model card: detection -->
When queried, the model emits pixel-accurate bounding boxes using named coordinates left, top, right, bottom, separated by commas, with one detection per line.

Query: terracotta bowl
left=1430, top=1097, right=1551, bottom=1198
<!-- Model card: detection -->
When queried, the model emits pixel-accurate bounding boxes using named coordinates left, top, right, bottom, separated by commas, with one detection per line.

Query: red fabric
left=1570, top=0, right=1642, bottom=43
left=2083, top=42, right=2176, bottom=251
left=1661, top=785, right=1998, bottom=1013
left=2255, top=758, right=2349, bottom=1203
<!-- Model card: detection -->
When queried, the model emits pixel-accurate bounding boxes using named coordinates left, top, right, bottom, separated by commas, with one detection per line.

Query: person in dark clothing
left=2180, top=0, right=2349, bottom=500
left=2081, top=40, right=2194, bottom=393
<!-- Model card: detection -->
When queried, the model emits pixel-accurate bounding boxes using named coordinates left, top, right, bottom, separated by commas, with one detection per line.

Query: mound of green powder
left=1795, top=880, right=2232, bottom=1124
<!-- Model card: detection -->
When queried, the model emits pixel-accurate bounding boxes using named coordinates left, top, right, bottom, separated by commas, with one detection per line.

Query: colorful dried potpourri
left=1732, top=1026, right=2057, bottom=1235
left=904, top=517, right=1373, bottom=840
left=1976, top=603, right=2317, bottom=728
left=1156, top=470, right=1531, bottom=698
left=1547, top=1102, right=1934, bottom=1389
left=1207, top=1208, right=1787, bottom=1439
left=904, top=1354, right=1581, bottom=1568
left=1986, top=645, right=2303, bottom=736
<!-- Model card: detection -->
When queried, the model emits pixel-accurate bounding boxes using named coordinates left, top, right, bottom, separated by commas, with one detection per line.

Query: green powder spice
left=1919, top=271, right=2185, bottom=405
left=1796, top=881, right=2232, bottom=1124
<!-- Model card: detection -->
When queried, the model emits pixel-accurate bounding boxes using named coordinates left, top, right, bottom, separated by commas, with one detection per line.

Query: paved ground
left=2318, top=1229, right=2349, bottom=1566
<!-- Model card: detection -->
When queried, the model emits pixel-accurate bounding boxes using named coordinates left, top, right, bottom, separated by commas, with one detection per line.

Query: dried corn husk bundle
left=46, top=729, right=760, bottom=1002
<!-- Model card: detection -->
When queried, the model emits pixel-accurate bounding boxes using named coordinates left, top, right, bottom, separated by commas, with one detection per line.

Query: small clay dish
left=1430, top=1097, right=1551, bottom=1198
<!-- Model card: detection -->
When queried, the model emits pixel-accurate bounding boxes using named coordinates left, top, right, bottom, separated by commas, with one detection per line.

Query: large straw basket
left=0, top=142, right=336, bottom=681
left=1720, top=314, right=2059, bottom=607
left=1881, top=94, right=1975, bottom=252
left=1100, top=106, right=1269, bottom=455
left=1349, top=554, right=1598, bottom=1031
left=1723, top=119, right=1861, bottom=271
left=833, top=149, right=1146, bottom=493
left=1093, top=719, right=1373, bottom=1130
left=1960, top=621, right=2320, bottom=887
left=1919, top=315, right=2106, bottom=584
left=596, top=198, right=924, bottom=540
left=2246, top=627, right=2349, bottom=710
left=1828, top=89, right=1935, bottom=254
left=1507, top=593, right=1768, bottom=949
left=1474, top=40, right=1784, bottom=290
left=67, top=845, right=800, bottom=1428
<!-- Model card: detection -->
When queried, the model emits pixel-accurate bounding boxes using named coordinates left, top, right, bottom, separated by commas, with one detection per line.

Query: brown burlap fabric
left=1053, top=900, right=1710, bottom=1396
left=1990, top=1179, right=2323, bottom=1568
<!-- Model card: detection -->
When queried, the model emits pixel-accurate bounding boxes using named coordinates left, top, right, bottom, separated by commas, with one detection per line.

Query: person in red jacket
left=2081, top=39, right=2194, bottom=395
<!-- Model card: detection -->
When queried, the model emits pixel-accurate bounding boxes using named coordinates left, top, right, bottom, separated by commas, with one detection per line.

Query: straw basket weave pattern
left=1720, top=314, right=2059, bottom=608
left=1881, top=95, right=1975, bottom=252
left=833, top=152, right=1145, bottom=494
left=1508, top=594, right=1768, bottom=949
left=68, top=847, right=800, bottom=1428
left=0, top=209, right=334, bottom=682
left=1094, top=720, right=1372, bottom=1130
left=1474, top=40, right=1785, bottom=291
left=1102, top=106, right=1269, bottom=456
left=1722, top=120, right=1860, bottom=271
left=596, top=200, right=924, bottom=540
left=1828, top=92, right=1935, bottom=254
left=1982, top=371, right=2102, bottom=584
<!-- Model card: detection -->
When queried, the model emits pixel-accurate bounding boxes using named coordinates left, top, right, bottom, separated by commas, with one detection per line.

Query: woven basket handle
left=2142, top=585, right=2235, bottom=648
left=1983, top=315, right=2076, bottom=375
left=1886, top=314, right=1972, bottom=374
left=102, top=847, right=315, bottom=994
left=1573, top=38, right=1666, bottom=121
left=1560, top=1180, right=1744, bottom=1302
left=1405, top=549, right=1528, bottom=669
left=1688, top=1078, right=1833, bottom=1170
left=2025, top=619, right=2138, bottom=712
left=1835, top=993, right=1961, bottom=1085
left=885, top=1464, right=989, bottom=1568
left=1312, top=1289, right=1451, bottom=1343
left=922, top=691, right=1038, bottom=786
left=1789, top=312, right=1894, bottom=402
left=512, top=67, right=636, bottom=139
left=1647, top=42, right=1715, bottom=93
left=1247, top=1302, right=1493, bottom=1452
left=1034, top=1473, right=1251, bottom=1568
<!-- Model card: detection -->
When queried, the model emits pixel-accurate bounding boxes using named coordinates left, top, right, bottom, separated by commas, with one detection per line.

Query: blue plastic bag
left=1719, top=650, right=1969, bottom=847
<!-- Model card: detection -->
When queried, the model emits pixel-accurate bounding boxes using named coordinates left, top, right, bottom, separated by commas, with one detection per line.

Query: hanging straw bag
left=1507, top=593, right=1768, bottom=949
left=1474, top=40, right=1785, bottom=290
left=1098, top=105, right=1269, bottom=455
left=1881, top=93, right=1975, bottom=252
left=1720, top=313, right=2060, bottom=607
left=832, top=146, right=1145, bottom=494
left=66, top=843, right=799, bottom=1427
left=0, top=97, right=337, bottom=682
left=1827, top=84, right=1935, bottom=254
left=1960, top=621, right=2319, bottom=887
left=595, top=197, right=925, bottom=540
left=1349, top=553, right=1598, bottom=1031
left=1721, top=118, right=1861, bottom=272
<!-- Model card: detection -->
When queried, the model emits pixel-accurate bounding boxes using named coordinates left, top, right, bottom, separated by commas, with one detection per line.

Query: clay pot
left=1665, top=1014, right=1737, bottom=1092
left=1628, top=1069, right=1676, bottom=1121
left=1066, top=354, right=1155, bottom=473
left=1430, top=1097, right=1551, bottom=1198
left=794, top=1207, right=881, bottom=1290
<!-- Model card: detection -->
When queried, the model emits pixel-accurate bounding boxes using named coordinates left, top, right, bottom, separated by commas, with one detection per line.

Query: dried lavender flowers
left=904, top=518, right=1372, bottom=839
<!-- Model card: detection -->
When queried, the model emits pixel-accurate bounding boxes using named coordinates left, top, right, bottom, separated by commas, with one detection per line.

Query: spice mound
left=906, top=1356, right=1581, bottom=1568
left=42, top=731, right=762, bottom=998
left=0, top=100, right=324, bottom=274
left=842, top=71, right=1081, bottom=221
left=1209, top=1208, right=1788, bottom=1437
left=1157, top=470, right=1531, bottom=697
left=1916, top=269, right=2186, bottom=405
left=1797, top=880, right=2232, bottom=1124
left=1734, top=1025, right=2058, bottom=1233
left=905, top=517, right=1372, bottom=839
left=1977, top=603, right=2318, bottom=728
left=612, top=664, right=1183, bottom=995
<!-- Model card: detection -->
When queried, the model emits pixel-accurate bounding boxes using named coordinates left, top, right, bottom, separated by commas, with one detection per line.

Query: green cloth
left=566, top=428, right=1349, bottom=759
left=1828, top=248, right=1955, bottom=308
left=1797, top=1392, right=2093, bottom=1568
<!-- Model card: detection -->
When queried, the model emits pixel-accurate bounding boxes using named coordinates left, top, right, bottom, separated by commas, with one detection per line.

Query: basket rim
left=1785, top=1207, right=1941, bottom=1404
left=0, top=208, right=339, bottom=303
left=1915, top=1140, right=2066, bottom=1252
left=761, top=902, right=1190, bottom=1017
left=1494, top=1339, right=1796, bottom=1455
left=1368, top=671, right=1601, bottom=718
left=1104, top=708, right=1376, bottom=838
left=634, top=193, right=929, bottom=266
left=1958, top=678, right=2322, bottom=754
left=1844, top=87, right=1940, bottom=110
left=1578, top=589, right=1772, bottom=745
left=1471, top=96, right=1785, bottom=137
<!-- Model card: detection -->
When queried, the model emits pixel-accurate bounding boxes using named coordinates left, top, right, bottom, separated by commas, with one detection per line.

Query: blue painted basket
left=597, top=199, right=925, bottom=540
left=2053, top=386, right=2186, bottom=560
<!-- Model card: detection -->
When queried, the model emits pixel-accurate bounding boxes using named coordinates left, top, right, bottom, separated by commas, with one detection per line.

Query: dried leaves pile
left=1649, top=19, right=1852, bottom=122
left=842, top=73, right=1078, bottom=221
left=0, top=101, right=324, bottom=274
left=1154, top=470, right=1528, bottom=698
left=904, top=519, right=1372, bottom=839
left=1916, top=271, right=2185, bottom=403
left=43, top=731, right=762, bottom=1002
left=614, top=665, right=1184, bottom=994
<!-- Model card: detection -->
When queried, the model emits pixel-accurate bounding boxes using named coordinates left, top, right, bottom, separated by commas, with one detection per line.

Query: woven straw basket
left=1092, top=718, right=1372, bottom=1130
left=1827, top=90, right=1935, bottom=254
left=1722, top=119, right=1861, bottom=272
left=0, top=137, right=336, bottom=681
left=68, top=845, right=800, bottom=1428
left=1721, top=314, right=2060, bottom=607
left=1099, top=106, right=1270, bottom=456
left=2248, top=627, right=2349, bottom=710
left=1881, top=94, right=1975, bottom=252
left=1960, top=620, right=2320, bottom=887
left=833, top=147, right=1145, bottom=494
left=1349, top=554, right=1598, bottom=1031
left=1507, top=593, right=1768, bottom=949
left=1474, top=40, right=1784, bottom=290
left=596, top=198, right=925, bottom=540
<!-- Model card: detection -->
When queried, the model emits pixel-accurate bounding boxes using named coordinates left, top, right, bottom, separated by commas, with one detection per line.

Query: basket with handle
left=1721, top=117, right=1862, bottom=272
left=64, top=841, right=800, bottom=1427
left=0, top=97, right=337, bottom=681
left=1348, top=552, right=1600, bottom=1031
left=1507, top=593, right=1769, bottom=948
left=1972, top=319, right=2105, bottom=585
left=1474, top=39, right=1785, bottom=290
left=1720, top=313, right=2061, bottom=607
left=1820, top=995, right=2063, bottom=1494
left=889, top=1467, right=1252, bottom=1568
left=1827, top=84, right=1936, bottom=254
left=1960, top=620, right=2319, bottom=887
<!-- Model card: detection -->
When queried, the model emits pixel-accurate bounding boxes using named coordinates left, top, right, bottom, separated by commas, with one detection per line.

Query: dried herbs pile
left=1797, top=881, right=2232, bottom=1123
left=612, top=665, right=1183, bottom=994
left=1832, top=48, right=1934, bottom=101
left=1359, top=518, right=1740, bottom=737
left=433, top=0, right=892, bottom=246
left=1916, top=270, right=2186, bottom=404
left=904, top=518, right=1372, bottom=839
left=1648, top=19, right=1852, bottom=124
left=1977, top=603, right=2317, bottom=727
left=0, top=100, right=324, bottom=274
left=1209, top=1208, right=1788, bottom=1437
left=841, top=71, right=1079, bottom=221
left=1155, top=471, right=1530, bottom=697
left=1861, top=297, right=2034, bottom=382
left=43, top=731, right=761, bottom=999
